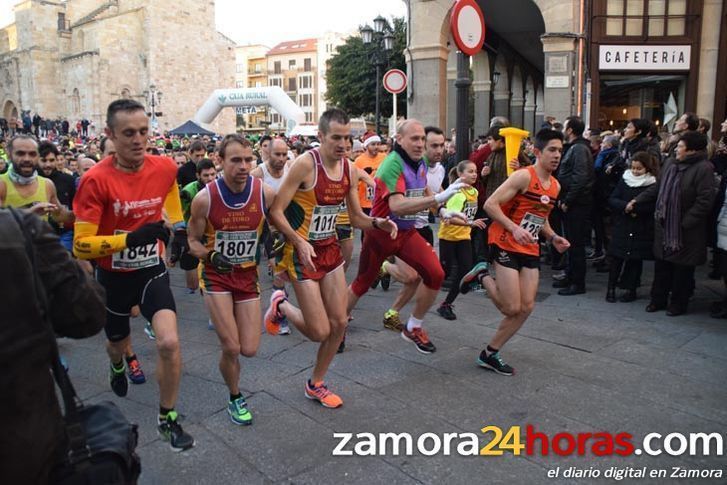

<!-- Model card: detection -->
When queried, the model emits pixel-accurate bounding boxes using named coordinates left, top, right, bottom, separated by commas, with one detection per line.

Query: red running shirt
left=74, top=155, right=178, bottom=271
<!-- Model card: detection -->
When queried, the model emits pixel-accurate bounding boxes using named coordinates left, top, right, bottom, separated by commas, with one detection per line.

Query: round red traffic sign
left=383, top=69, right=407, bottom=94
left=450, top=0, right=486, bottom=57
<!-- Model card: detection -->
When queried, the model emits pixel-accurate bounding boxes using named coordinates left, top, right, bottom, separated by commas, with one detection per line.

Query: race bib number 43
left=309, top=205, right=338, bottom=241
left=214, top=230, right=258, bottom=264
left=112, top=230, right=160, bottom=270
left=519, top=212, right=545, bottom=241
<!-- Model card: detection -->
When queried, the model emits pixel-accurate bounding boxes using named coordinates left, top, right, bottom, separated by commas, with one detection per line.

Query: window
left=236, top=63, right=245, bottom=73
left=304, top=58, right=312, bottom=71
left=270, top=77, right=281, bottom=87
left=236, top=81, right=245, bottom=88
left=274, top=61, right=281, bottom=74
left=300, top=76, right=311, bottom=89
left=57, top=12, right=67, bottom=31
left=604, top=0, right=688, bottom=37
left=305, top=112, right=313, bottom=122
left=71, top=88, right=80, bottom=115
left=289, top=59, right=296, bottom=70
left=255, top=63, right=262, bottom=73
left=288, top=78, right=297, bottom=91
left=255, top=81, right=262, bottom=88
left=298, top=94, right=312, bottom=107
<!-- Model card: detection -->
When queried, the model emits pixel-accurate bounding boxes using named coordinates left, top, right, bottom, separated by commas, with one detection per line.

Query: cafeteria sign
left=599, top=45, right=690, bottom=71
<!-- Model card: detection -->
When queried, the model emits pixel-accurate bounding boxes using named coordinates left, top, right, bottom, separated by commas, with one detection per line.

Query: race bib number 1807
left=214, top=230, right=258, bottom=264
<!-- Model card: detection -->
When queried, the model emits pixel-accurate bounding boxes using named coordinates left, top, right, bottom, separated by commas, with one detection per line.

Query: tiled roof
left=267, top=38, right=318, bottom=56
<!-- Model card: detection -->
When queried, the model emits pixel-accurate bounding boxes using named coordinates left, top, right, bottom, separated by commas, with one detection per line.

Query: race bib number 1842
left=112, top=230, right=160, bottom=269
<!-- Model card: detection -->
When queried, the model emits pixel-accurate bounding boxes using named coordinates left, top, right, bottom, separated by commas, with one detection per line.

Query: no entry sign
left=383, top=69, right=407, bottom=94
left=450, top=0, right=486, bottom=56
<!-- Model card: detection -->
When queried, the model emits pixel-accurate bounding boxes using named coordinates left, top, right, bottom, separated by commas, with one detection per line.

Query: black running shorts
left=488, top=244, right=540, bottom=271
left=96, top=262, right=176, bottom=342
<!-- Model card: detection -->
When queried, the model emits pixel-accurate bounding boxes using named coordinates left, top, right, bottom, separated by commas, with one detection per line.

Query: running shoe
left=436, top=302, right=457, bottom=320
left=279, top=316, right=291, bottom=335
left=264, top=290, right=287, bottom=335
left=109, top=361, right=128, bottom=397
left=59, top=355, right=69, bottom=372
left=477, top=349, right=514, bottom=376
left=227, top=396, right=253, bottom=426
left=186, top=287, right=197, bottom=294
left=370, top=276, right=380, bottom=289
left=158, top=411, right=195, bottom=451
left=208, top=319, right=215, bottom=331
left=144, top=322, right=156, bottom=340
left=304, top=380, right=343, bottom=408
left=126, top=355, right=146, bottom=384
left=401, top=327, right=436, bottom=354
left=459, top=262, right=489, bottom=295
left=383, top=309, right=403, bottom=331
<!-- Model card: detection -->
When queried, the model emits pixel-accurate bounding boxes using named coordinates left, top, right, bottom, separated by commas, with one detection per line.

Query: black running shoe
left=477, top=349, right=514, bottom=376
left=158, top=411, right=195, bottom=451
left=109, top=362, right=128, bottom=397
left=436, top=302, right=457, bottom=320
left=370, top=276, right=380, bottom=289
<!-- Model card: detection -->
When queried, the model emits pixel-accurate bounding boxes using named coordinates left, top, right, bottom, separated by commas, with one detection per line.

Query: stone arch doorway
left=3, top=100, right=18, bottom=120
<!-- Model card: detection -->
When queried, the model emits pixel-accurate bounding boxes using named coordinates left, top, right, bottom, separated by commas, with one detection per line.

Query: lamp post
left=144, top=84, right=163, bottom=131
left=361, top=16, right=394, bottom=135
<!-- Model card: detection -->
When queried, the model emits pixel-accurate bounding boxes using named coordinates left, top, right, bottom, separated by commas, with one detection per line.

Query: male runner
left=250, top=137, right=291, bottom=334
left=380, top=125, right=447, bottom=331
left=179, top=158, right=217, bottom=293
left=266, top=108, right=396, bottom=407
left=73, top=99, right=194, bottom=451
left=459, top=128, right=570, bottom=375
left=346, top=119, right=466, bottom=353
left=188, top=135, right=275, bottom=425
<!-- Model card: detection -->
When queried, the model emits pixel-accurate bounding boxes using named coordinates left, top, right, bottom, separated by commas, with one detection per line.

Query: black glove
left=169, top=228, right=189, bottom=264
left=206, top=250, right=233, bottom=274
left=126, top=221, right=169, bottom=248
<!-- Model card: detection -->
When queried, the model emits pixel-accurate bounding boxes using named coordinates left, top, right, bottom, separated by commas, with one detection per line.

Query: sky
left=0, top=0, right=408, bottom=45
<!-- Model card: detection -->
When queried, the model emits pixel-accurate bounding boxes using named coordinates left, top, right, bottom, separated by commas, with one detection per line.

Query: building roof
left=267, top=38, right=317, bottom=56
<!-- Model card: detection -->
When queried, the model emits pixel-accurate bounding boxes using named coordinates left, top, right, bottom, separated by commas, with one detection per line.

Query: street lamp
left=145, top=84, right=163, bottom=131
left=361, top=16, right=393, bottom=136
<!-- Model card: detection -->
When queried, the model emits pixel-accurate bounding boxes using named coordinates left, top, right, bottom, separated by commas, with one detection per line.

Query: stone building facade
left=405, top=0, right=725, bottom=139
left=0, top=0, right=236, bottom=135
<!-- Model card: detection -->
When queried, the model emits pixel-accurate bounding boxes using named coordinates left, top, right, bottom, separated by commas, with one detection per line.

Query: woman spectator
left=637, top=131, right=716, bottom=316
left=606, top=152, right=658, bottom=302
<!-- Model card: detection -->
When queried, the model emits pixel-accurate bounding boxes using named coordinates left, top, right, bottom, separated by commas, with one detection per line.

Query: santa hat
left=363, top=134, right=381, bottom=147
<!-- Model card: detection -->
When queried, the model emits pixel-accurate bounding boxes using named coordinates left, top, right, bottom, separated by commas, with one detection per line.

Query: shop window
left=604, top=0, right=688, bottom=37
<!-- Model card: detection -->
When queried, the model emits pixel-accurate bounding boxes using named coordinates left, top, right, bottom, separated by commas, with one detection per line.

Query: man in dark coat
left=553, top=115, right=594, bottom=295
left=635, top=131, right=716, bottom=315
left=0, top=209, right=106, bottom=483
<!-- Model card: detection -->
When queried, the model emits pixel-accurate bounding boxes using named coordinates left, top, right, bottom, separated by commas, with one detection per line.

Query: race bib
left=308, top=205, right=338, bottom=241
left=402, top=188, right=426, bottom=221
left=214, top=230, right=258, bottom=264
left=112, top=230, right=160, bottom=270
left=463, top=201, right=478, bottom=222
left=365, top=185, right=375, bottom=201
left=519, top=212, right=545, bottom=240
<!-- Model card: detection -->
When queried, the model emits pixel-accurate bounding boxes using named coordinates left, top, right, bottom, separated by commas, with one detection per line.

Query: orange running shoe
left=264, top=290, right=287, bottom=335
left=401, top=327, right=436, bottom=354
left=305, top=380, right=343, bottom=408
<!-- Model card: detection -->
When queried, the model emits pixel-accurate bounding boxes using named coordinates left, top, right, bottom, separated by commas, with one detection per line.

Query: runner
left=179, top=158, right=217, bottom=293
left=347, top=119, right=467, bottom=353
left=250, top=137, right=291, bottom=334
left=73, top=99, right=194, bottom=450
left=187, top=134, right=275, bottom=425
left=459, top=128, right=571, bottom=375
left=266, top=108, right=396, bottom=408
left=380, top=125, right=448, bottom=331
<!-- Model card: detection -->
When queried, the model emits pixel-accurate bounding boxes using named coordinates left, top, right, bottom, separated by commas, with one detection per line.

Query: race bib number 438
left=112, top=230, right=160, bottom=270
left=214, top=230, right=258, bottom=264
